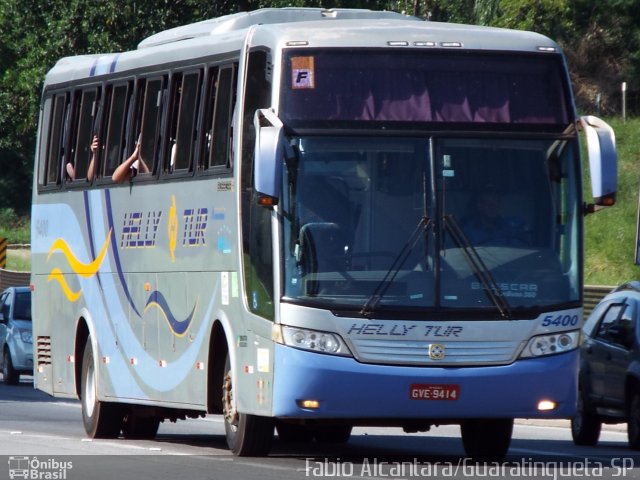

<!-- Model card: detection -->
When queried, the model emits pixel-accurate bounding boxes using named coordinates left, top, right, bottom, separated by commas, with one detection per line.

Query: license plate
left=410, top=383, right=460, bottom=400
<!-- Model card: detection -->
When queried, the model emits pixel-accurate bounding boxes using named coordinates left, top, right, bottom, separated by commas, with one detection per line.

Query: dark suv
left=572, top=282, right=640, bottom=448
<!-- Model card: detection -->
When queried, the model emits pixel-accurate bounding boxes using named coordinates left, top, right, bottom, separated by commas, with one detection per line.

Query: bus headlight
left=520, top=330, right=579, bottom=358
left=278, top=325, right=352, bottom=357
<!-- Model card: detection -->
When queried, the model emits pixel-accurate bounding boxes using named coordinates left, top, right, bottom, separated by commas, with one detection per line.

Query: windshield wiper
left=360, top=216, right=432, bottom=317
left=443, top=214, right=512, bottom=319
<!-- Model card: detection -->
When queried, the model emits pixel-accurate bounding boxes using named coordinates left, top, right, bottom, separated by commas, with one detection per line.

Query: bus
left=31, top=8, right=617, bottom=459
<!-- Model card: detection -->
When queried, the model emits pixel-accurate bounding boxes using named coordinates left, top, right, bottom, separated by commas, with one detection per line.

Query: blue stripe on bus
left=110, top=54, right=120, bottom=73
left=145, top=290, right=196, bottom=337
left=104, top=189, right=141, bottom=317
left=90, top=54, right=119, bottom=77
left=83, top=191, right=103, bottom=289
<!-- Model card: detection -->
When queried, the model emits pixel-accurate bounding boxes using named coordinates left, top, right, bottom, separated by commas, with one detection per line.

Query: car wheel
left=628, top=392, right=640, bottom=450
left=3, top=348, right=19, bottom=385
left=571, top=388, right=601, bottom=446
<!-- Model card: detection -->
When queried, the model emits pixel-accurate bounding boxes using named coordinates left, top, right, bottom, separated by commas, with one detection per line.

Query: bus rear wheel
left=81, top=337, right=123, bottom=438
left=222, top=353, right=274, bottom=456
left=461, top=418, right=513, bottom=461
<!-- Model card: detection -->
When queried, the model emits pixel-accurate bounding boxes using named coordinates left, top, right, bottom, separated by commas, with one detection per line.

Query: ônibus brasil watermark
left=305, top=457, right=635, bottom=479
left=8, top=456, right=72, bottom=480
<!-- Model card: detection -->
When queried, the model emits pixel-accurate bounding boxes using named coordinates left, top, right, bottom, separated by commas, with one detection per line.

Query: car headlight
left=520, top=330, right=579, bottom=358
left=20, top=329, right=33, bottom=344
left=276, top=325, right=352, bottom=357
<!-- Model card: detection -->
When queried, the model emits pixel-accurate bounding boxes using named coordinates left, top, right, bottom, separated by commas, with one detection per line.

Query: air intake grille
left=36, top=336, right=52, bottom=367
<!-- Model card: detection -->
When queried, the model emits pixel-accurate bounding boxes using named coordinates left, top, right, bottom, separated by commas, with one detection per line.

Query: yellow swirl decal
left=46, top=229, right=112, bottom=302
left=47, top=268, right=82, bottom=302
left=47, top=229, right=111, bottom=277
left=168, top=195, right=178, bottom=262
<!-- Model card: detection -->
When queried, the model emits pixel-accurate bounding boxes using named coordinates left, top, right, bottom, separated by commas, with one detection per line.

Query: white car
left=0, top=286, right=33, bottom=385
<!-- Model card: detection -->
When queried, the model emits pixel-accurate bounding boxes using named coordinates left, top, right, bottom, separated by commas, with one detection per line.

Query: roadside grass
left=6, top=248, right=30, bottom=272
left=584, top=118, right=640, bottom=286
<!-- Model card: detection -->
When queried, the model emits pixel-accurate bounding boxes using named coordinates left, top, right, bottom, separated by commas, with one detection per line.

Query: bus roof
left=138, top=8, right=416, bottom=49
left=44, top=8, right=561, bottom=87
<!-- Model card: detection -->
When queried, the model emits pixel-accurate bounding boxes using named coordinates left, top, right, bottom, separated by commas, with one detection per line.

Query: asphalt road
left=0, top=375, right=638, bottom=480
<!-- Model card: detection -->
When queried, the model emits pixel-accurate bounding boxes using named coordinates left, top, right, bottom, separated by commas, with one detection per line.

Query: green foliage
left=0, top=208, right=30, bottom=244
left=489, top=0, right=571, bottom=41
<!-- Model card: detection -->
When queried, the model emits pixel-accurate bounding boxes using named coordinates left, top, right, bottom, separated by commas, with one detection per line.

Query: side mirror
left=0, top=312, right=6, bottom=324
left=253, top=109, right=287, bottom=201
left=581, top=116, right=617, bottom=211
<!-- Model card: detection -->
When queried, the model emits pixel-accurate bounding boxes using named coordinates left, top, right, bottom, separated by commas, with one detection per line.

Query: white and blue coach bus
left=31, top=8, right=617, bottom=459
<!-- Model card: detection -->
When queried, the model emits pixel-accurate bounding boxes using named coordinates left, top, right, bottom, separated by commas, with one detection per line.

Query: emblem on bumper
left=428, top=343, right=445, bottom=360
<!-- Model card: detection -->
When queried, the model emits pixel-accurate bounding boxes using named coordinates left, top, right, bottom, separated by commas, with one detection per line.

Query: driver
left=462, top=186, right=525, bottom=246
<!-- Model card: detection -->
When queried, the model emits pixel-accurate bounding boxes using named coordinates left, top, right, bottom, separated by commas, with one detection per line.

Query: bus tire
left=461, top=418, right=513, bottom=461
left=222, top=354, right=274, bottom=456
left=81, top=337, right=123, bottom=438
left=571, top=388, right=601, bottom=446
left=3, top=348, right=19, bottom=385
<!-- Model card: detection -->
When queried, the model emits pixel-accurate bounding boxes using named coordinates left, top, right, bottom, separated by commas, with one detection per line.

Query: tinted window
left=209, top=65, right=235, bottom=169
left=595, top=304, right=624, bottom=343
left=167, top=71, right=202, bottom=173
left=13, top=292, right=31, bottom=321
left=47, top=93, right=69, bottom=185
left=71, top=88, right=99, bottom=181
left=583, top=300, right=612, bottom=337
left=133, top=77, right=166, bottom=175
left=103, top=83, right=131, bottom=177
left=282, top=50, right=570, bottom=128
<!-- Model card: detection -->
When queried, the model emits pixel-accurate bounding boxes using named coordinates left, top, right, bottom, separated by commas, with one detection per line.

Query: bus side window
left=103, top=82, right=131, bottom=178
left=132, top=76, right=166, bottom=176
left=206, top=64, right=235, bottom=170
left=46, top=93, right=69, bottom=186
left=199, top=67, right=218, bottom=170
left=166, top=70, right=202, bottom=174
left=68, top=87, right=100, bottom=183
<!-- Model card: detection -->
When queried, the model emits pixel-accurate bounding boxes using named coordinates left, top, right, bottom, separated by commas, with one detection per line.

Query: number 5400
left=542, top=314, right=579, bottom=327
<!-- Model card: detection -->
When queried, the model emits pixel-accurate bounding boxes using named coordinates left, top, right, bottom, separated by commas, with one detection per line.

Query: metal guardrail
left=584, top=284, right=615, bottom=317
left=0, top=269, right=30, bottom=291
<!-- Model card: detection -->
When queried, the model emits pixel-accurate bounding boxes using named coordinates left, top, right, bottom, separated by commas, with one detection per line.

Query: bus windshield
left=281, top=136, right=580, bottom=315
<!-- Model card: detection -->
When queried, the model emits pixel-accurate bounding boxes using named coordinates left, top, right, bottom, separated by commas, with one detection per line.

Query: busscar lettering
left=471, top=282, right=538, bottom=298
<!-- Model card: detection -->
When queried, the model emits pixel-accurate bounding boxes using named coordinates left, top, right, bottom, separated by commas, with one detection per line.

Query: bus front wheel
left=222, top=353, right=274, bottom=456
left=461, top=418, right=513, bottom=460
left=80, top=337, right=123, bottom=438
